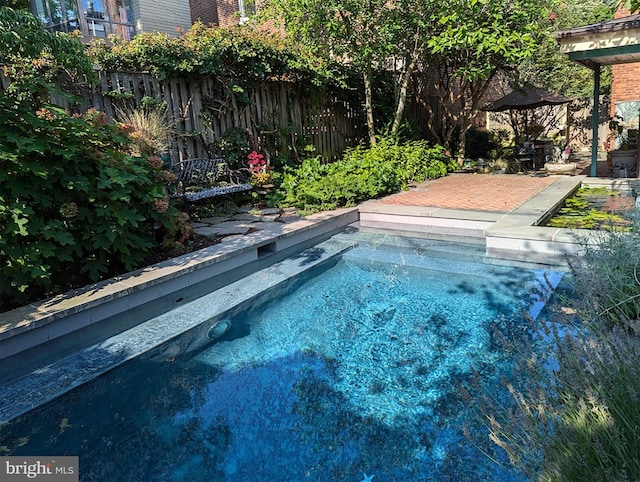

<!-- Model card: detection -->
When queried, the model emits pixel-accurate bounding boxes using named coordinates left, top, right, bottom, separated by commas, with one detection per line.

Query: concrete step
left=356, top=202, right=498, bottom=244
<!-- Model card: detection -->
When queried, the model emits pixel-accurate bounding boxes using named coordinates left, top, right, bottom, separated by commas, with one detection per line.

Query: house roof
left=555, top=14, right=640, bottom=69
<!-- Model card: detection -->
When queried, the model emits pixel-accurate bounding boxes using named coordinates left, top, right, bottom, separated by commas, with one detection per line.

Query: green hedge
left=279, top=137, right=455, bottom=213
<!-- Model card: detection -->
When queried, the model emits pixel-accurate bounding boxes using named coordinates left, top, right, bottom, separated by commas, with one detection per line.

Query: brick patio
left=381, top=173, right=556, bottom=213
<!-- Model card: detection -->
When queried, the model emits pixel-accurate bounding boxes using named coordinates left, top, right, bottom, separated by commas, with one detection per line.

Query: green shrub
left=279, top=137, right=454, bottom=213
left=465, top=127, right=497, bottom=160
left=0, top=7, right=187, bottom=310
left=0, top=96, right=183, bottom=308
left=89, top=21, right=341, bottom=87
left=0, top=7, right=95, bottom=100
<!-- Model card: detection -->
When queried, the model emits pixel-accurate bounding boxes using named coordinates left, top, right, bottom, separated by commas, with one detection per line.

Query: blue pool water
left=0, top=233, right=564, bottom=481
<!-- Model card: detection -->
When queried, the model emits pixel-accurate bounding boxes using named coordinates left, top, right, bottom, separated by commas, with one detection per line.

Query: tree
left=413, top=0, right=546, bottom=157
left=0, top=6, right=95, bottom=102
left=516, top=0, right=615, bottom=100
left=0, top=0, right=30, bottom=10
left=264, top=0, right=547, bottom=157
left=262, top=0, right=398, bottom=145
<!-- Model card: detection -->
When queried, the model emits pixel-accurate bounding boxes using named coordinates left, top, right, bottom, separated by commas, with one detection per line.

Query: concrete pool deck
left=359, top=169, right=640, bottom=266
left=1, top=167, right=639, bottom=370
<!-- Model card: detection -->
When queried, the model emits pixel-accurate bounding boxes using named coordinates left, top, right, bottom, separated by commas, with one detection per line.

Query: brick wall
left=610, top=6, right=640, bottom=116
left=216, top=0, right=240, bottom=26
left=190, top=0, right=219, bottom=24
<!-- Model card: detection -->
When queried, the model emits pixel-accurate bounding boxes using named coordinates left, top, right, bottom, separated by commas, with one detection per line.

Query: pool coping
left=360, top=175, right=640, bottom=264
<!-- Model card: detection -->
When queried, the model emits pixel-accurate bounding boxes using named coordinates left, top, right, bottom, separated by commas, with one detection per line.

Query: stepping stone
left=259, top=214, right=281, bottom=222
left=260, top=208, right=282, bottom=215
left=193, top=226, right=222, bottom=237
left=199, top=216, right=231, bottom=225
left=232, top=213, right=265, bottom=222
left=194, top=224, right=252, bottom=237
left=280, top=214, right=301, bottom=223
left=213, top=221, right=255, bottom=228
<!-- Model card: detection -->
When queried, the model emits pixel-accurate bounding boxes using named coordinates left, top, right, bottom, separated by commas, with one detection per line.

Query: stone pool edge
left=0, top=208, right=359, bottom=361
left=360, top=175, right=640, bottom=266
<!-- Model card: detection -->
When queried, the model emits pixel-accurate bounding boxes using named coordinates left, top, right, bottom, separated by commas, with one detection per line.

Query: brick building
left=189, top=0, right=254, bottom=27
left=610, top=6, right=640, bottom=126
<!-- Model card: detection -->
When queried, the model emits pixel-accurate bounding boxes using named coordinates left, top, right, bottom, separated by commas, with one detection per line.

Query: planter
left=544, top=162, right=577, bottom=174
left=610, top=150, right=638, bottom=178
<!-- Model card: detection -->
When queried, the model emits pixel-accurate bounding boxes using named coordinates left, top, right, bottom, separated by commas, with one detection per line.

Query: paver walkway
left=380, top=173, right=556, bottom=213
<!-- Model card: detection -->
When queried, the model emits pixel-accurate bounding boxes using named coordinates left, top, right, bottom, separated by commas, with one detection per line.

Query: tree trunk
left=457, top=122, right=470, bottom=161
left=363, top=68, right=376, bottom=146
left=391, top=42, right=420, bottom=136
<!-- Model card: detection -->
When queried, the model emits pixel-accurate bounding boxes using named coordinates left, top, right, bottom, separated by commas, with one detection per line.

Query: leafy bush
left=0, top=8, right=189, bottom=310
left=0, top=97, right=184, bottom=308
left=465, top=127, right=497, bottom=160
left=89, top=21, right=343, bottom=88
left=0, top=7, right=94, bottom=100
left=279, top=137, right=454, bottom=213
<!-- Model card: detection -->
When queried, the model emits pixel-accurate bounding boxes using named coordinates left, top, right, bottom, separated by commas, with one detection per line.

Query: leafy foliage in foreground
left=0, top=8, right=189, bottom=310
left=278, top=138, right=455, bottom=213
left=0, top=7, right=95, bottom=100
left=0, top=96, right=185, bottom=309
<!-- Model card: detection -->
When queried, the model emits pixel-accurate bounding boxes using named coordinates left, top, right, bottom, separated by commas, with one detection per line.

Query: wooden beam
left=568, top=43, right=640, bottom=63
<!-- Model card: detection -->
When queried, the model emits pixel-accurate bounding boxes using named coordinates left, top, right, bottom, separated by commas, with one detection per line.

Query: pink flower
left=148, top=155, right=163, bottom=170
left=247, top=151, right=266, bottom=173
left=36, top=108, right=56, bottom=121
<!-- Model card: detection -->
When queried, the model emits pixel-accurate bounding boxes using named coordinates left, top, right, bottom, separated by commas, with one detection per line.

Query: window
left=237, top=0, right=255, bottom=24
left=32, top=0, right=134, bottom=40
left=32, top=0, right=80, bottom=33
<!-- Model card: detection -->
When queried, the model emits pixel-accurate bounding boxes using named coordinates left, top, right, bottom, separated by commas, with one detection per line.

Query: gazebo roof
left=556, top=14, right=640, bottom=69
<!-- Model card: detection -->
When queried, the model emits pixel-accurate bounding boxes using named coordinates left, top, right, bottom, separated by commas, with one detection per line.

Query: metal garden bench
left=170, top=158, right=253, bottom=205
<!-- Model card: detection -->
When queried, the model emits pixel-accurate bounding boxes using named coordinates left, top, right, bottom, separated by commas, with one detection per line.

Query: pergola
left=556, top=14, right=640, bottom=176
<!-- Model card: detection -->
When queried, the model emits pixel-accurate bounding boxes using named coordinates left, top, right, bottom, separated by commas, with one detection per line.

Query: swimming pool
left=0, top=230, right=564, bottom=481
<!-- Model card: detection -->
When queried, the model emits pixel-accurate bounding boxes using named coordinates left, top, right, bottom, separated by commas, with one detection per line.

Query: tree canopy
left=264, top=0, right=548, bottom=154
left=516, top=0, right=616, bottom=99
left=0, top=7, right=94, bottom=101
left=0, top=0, right=30, bottom=10
left=262, top=0, right=400, bottom=144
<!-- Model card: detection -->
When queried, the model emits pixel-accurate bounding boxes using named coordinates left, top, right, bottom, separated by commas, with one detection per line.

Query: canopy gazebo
left=483, top=86, right=573, bottom=112
left=556, top=14, right=640, bottom=176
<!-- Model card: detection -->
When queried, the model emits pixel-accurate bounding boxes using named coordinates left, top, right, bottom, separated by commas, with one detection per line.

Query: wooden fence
left=4, top=70, right=368, bottom=163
